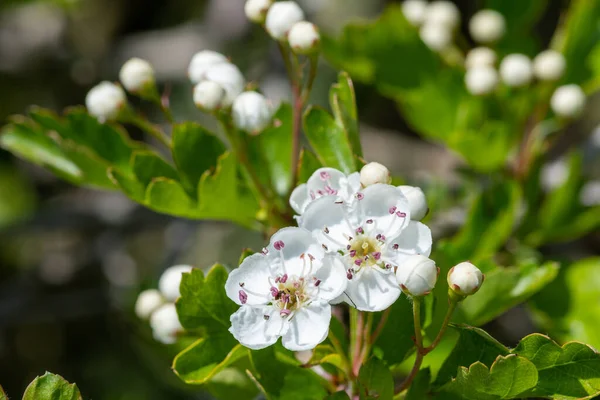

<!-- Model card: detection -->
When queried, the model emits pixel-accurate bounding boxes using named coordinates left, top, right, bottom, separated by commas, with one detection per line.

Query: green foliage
left=372, top=297, right=416, bottom=365
left=297, top=148, right=322, bottom=184
left=406, top=368, right=432, bottom=400
left=357, top=358, right=394, bottom=400
left=330, top=71, right=362, bottom=158
left=0, top=385, right=6, bottom=400
left=22, top=372, right=82, bottom=400
left=325, top=391, right=351, bottom=400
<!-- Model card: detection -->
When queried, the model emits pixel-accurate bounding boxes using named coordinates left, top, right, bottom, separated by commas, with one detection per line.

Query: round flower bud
left=398, top=185, right=428, bottom=221
left=265, top=1, right=305, bottom=41
left=465, top=65, right=499, bottom=95
left=499, top=54, right=533, bottom=87
left=448, top=261, right=483, bottom=297
left=134, top=289, right=165, bottom=320
left=420, top=23, right=453, bottom=52
left=360, top=162, right=391, bottom=187
left=158, top=265, right=194, bottom=302
left=288, top=21, right=320, bottom=55
left=550, top=84, right=586, bottom=119
left=194, top=81, right=226, bottom=111
left=232, top=91, right=273, bottom=134
left=188, top=50, right=229, bottom=84
left=245, top=0, right=273, bottom=23
left=203, top=63, right=246, bottom=107
left=402, top=0, right=428, bottom=27
left=425, top=1, right=461, bottom=30
left=465, top=47, right=497, bottom=69
left=533, top=50, right=566, bottom=81
left=469, top=9, right=505, bottom=44
left=85, top=81, right=127, bottom=122
left=119, top=57, right=155, bottom=94
left=149, top=303, right=183, bottom=344
left=395, top=255, right=438, bottom=297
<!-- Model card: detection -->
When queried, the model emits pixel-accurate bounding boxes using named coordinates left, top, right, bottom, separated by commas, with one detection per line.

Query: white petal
left=290, top=183, right=309, bottom=214
left=229, top=306, right=286, bottom=350
left=357, top=184, right=410, bottom=239
left=266, top=227, right=326, bottom=277
left=385, top=221, right=432, bottom=265
left=281, top=302, right=331, bottom=351
left=345, top=268, right=401, bottom=312
left=313, top=255, right=348, bottom=302
left=225, top=254, right=272, bottom=306
left=300, top=196, right=354, bottom=252
left=306, top=168, right=348, bottom=197
left=346, top=172, right=362, bottom=194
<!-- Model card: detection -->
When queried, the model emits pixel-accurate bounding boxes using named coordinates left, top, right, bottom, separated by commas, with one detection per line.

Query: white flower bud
left=540, top=158, right=568, bottom=191
left=465, top=47, right=497, bottom=69
left=232, top=91, right=273, bottom=134
left=188, top=50, right=229, bottom=84
left=360, top=162, right=391, bottom=187
left=533, top=50, right=566, bottom=81
left=499, top=54, right=533, bottom=87
left=469, top=9, right=505, bottom=44
left=425, top=1, right=461, bottom=30
left=119, top=57, right=155, bottom=94
left=398, top=185, right=429, bottom=221
left=245, top=0, right=273, bottom=23
left=158, top=265, right=194, bottom=302
left=395, top=255, right=438, bottom=296
left=551, top=84, right=586, bottom=118
left=265, top=1, right=305, bottom=41
left=448, top=261, right=483, bottom=297
left=193, top=81, right=226, bottom=111
left=203, top=63, right=246, bottom=107
left=149, top=303, right=183, bottom=344
left=134, top=289, right=164, bottom=319
left=580, top=181, right=600, bottom=207
left=402, top=0, right=428, bottom=27
left=420, top=22, right=453, bottom=52
left=465, top=65, right=499, bottom=95
left=288, top=21, right=320, bottom=55
left=85, top=81, right=127, bottom=122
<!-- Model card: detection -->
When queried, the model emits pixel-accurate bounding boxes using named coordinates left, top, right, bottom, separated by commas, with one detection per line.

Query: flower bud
left=188, top=50, right=229, bottom=84
left=469, top=9, right=505, bottom=44
left=550, top=84, right=586, bottom=119
left=402, top=0, right=428, bottom=27
left=533, top=50, right=566, bottom=81
left=465, top=47, right=497, bottom=69
left=395, top=255, right=438, bottom=296
left=265, top=1, right=305, bottom=41
left=158, top=265, right=194, bottom=302
left=447, top=262, right=483, bottom=297
left=425, top=1, right=461, bottom=30
left=288, top=21, right=320, bottom=55
left=465, top=65, right=498, bottom=96
left=119, top=57, right=155, bottom=95
left=149, top=303, right=183, bottom=344
left=194, top=81, right=226, bottom=111
left=499, top=54, right=533, bottom=87
left=135, top=289, right=165, bottom=319
left=232, top=91, right=273, bottom=134
left=203, top=63, right=246, bottom=107
left=360, top=162, right=391, bottom=187
left=420, top=23, right=453, bottom=52
left=245, top=0, right=273, bottom=23
left=85, top=81, right=127, bottom=122
left=398, top=185, right=428, bottom=221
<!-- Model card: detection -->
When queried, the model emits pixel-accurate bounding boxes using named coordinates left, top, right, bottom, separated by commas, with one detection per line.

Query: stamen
left=356, top=227, right=364, bottom=235
left=373, top=252, right=381, bottom=260
left=322, top=244, right=329, bottom=251
left=310, top=190, right=316, bottom=200
left=366, top=219, right=373, bottom=224
left=346, top=270, right=353, bottom=279
left=280, top=309, right=291, bottom=317
left=324, top=226, right=330, bottom=234
left=389, top=206, right=397, bottom=214
left=354, top=259, right=363, bottom=266
left=393, top=244, right=399, bottom=250
left=270, top=287, right=279, bottom=298
left=356, top=192, right=364, bottom=200
left=264, top=314, right=270, bottom=320
left=239, top=290, right=248, bottom=304
left=274, top=240, right=285, bottom=251
left=349, top=250, right=357, bottom=257
left=396, top=211, right=407, bottom=218
left=261, top=248, right=269, bottom=255
left=320, top=171, right=330, bottom=181
left=239, top=282, right=245, bottom=287
left=280, top=274, right=288, bottom=283
left=314, top=279, right=321, bottom=287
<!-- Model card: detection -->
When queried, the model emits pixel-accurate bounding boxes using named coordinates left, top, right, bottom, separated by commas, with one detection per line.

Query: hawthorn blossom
left=225, top=227, right=347, bottom=351
left=299, top=184, right=432, bottom=311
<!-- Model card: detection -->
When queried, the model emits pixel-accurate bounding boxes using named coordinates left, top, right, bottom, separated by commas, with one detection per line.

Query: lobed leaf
left=22, top=372, right=82, bottom=400
left=357, top=358, right=394, bottom=400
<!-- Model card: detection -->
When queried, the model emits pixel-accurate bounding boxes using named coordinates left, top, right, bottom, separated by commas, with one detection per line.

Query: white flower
left=447, top=261, right=483, bottom=296
left=499, top=54, right=533, bottom=87
left=150, top=303, right=183, bottom=344
left=203, top=63, right=246, bottom=107
left=119, top=57, right=155, bottom=94
left=288, top=21, right=320, bottom=55
left=232, top=91, right=273, bottom=134
left=85, top=81, right=127, bottom=122
left=540, top=158, right=568, bottom=191
left=465, top=47, right=497, bottom=69
left=420, top=23, right=453, bottom=52
left=360, top=162, right=391, bottom=187
left=135, top=289, right=165, bottom=319
left=533, top=50, right=566, bottom=81
left=425, top=1, right=461, bottom=30
left=398, top=185, right=429, bottom=221
left=580, top=181, right=600, bottom=207
left=159, top=265, right=194, bottom=302
left=194, top=81, right=226, bottom=111
left=265, top=1, right=305, bottom=41
left=402, top=0, right=428, bottom=27
left=188, top=50, right=229, bottom=84
left=465, top=65, right=499, bottom=95
left=550, top=84, right=586, bottom=118
left=225, top=227, right=347, bottom=351
left=245, top=0, right=273, bottom=23
left=300, top=184, right=433, bottom=311
left=290, top=168, right=361, bottom=215
left=469, top=9, right=505, bottom=44
left=395, top=254, right=438, bottom=296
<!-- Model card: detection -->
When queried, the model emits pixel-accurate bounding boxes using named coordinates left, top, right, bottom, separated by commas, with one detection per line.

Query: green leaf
left=406, top=368, right=432, bottom=400
left=297, top=148, right=322, bottom=184
left=513, top=334, right=600, bottom=400
left=206, top=368, right=259, bottom=400
left=325, top=391, right=351, bottom=400
left=238, top=248, right=255, bottom=265
left=22, top=372, right=82, bottom=400
left=145, top=178, right=197, bottom=218
left=357, top=358, right=394, bottom=400
left=330, top=71, right=362, bottom=157
left=441, top=355, right=538, bottom=400
left=0, top=384, right=6, bottom=400
left=108, top=168, right=145, bottom=202
left=303, top=106, right=356, bottom=174
left=132, top=150, right=179, bottom=188
left=372, top=297, right=416, bottom=365
left=0, top=166, right=36, bottom=229
left=306, top=344, right=346, bottom=372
